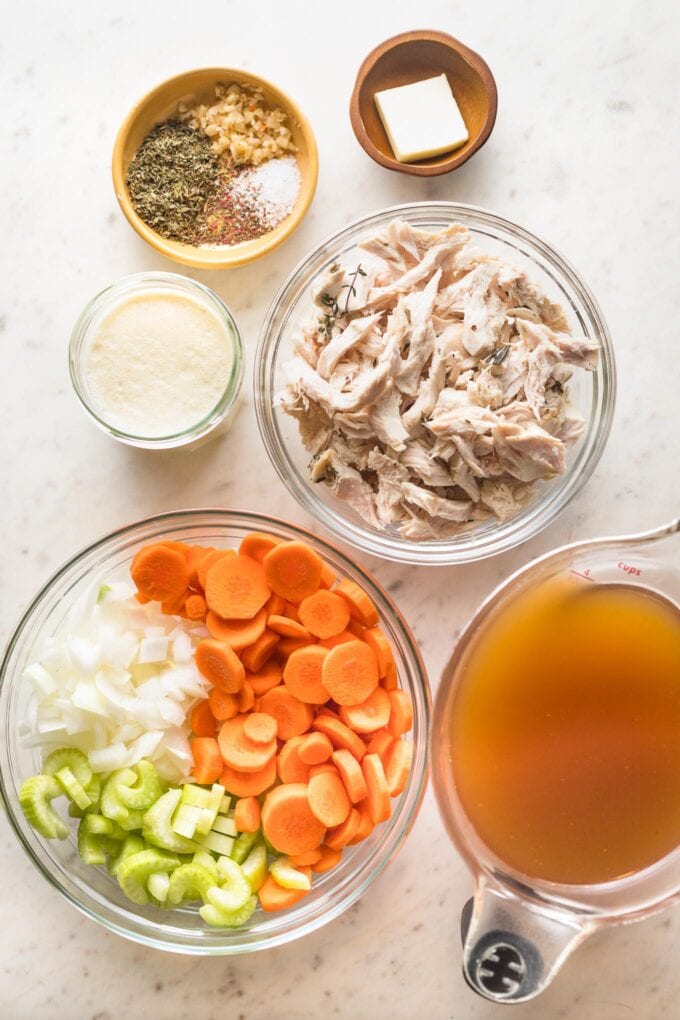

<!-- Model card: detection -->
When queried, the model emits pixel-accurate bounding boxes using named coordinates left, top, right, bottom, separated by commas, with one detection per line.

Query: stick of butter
left=374, top=73, right=469, bottom=163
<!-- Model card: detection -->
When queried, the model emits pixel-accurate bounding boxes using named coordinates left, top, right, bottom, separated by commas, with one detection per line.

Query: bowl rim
left=349, top=29, right=498, bottom=176
left=111, top=67, right=319, bottom=269
left=0, top=508, right=431, bottom=954
left=255, top=200, right=617, bottom=565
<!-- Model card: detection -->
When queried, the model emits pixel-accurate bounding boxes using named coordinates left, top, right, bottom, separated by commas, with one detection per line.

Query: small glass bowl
left=69, top=272, right=244, bottom=449
left=255, top=202, right=616, bottom=565
left=0, top=510, right=430, bottom=954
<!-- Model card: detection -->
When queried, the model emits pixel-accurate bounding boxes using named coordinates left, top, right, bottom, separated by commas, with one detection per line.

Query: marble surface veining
left=1, top=1, right=679, bottom=1018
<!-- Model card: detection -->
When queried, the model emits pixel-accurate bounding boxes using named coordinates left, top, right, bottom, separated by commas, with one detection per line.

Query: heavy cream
left=84, top=289, right=234, bottom=438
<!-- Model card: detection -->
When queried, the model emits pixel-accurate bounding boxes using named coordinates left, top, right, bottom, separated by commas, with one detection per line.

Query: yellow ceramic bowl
left=112, top=68, right=319, bottom=269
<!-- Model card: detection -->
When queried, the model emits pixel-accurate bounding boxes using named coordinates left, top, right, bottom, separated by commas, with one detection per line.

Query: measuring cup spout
left=461, top=877, right=595, bottom=1003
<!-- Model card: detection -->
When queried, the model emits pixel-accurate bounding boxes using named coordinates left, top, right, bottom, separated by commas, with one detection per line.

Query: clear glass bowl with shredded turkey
left=255, top=203, right=616, bottom=565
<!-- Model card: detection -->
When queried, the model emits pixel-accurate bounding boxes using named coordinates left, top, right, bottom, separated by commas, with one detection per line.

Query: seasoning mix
left=126, top=83, right=301, bottom=248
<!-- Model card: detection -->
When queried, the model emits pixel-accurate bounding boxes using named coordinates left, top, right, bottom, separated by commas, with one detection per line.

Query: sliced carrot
left=259, top=686, right=314, bottom=740
left=347, top=801, right=375, bottom=845
left=248, top=660, right=283, bottom=696
left=191, top=737, right=223, bottom=784
left=277, top=736, right=310, bottom=784
left=331, top=749, right=369, bottom=804
left=261, top=783, right=326, bottom=855
left=161, top=591, right=187, bottom=616
left=206, top=607, right=267, bottom=650
left=220, top=757, right=277, bottom=798
left=324, top=807, right=361, bottom=851
left=267, top=615, right=312, bottom=640
left=347, top=619, right=366, bottom=638
left=362, top=627, right=395, bottom=678
left=298, top=590, right=351, bottom=640
left=382, top=659, right=398, bottom=692
left=308, top=762, right=338, bottom=778
left=234, top=796, right=261, bottom=833
left=276, top=636, right=314, bottom=658
left=319, top=630, right=355, bottom=649
left=237, top=680, right=255, bottom=713
left=239, top=531, right=284, bottom=563
left=208, top=687, right=240, bottom=722
left=263, top=541, right=323, bottom=603
left=131, top=544, right=190, bottom=603
left=241, top=630, right=279, bottom=673
left=184, top=545, right=212, bottom=588
left=189, top=700, right=217, bottom=738
left=283, top=601, right=301, bottom=621
left=339, top=686, right=391, bottom=734
left=319, top=562, right=337, bottom=590
left=308, top=770, right=351, bottom=828
left=218, top=715, right=277, bottom=773
left=184, top=593, right=208, bottom=621
left=298, top=731, right=333, bottom=766
left=195, top=639, right=245, bottom=693
left=364, top=729, right=396, bottom=766
left=283, top=646, right=330, bottom=705
left=243, top=712, right=278, bottom=745
left=312, top=715, right=366, bottom=762
left=362, top=753, right=391, bottom=824
left=385, top=738, right=413, bottom=797
left=312, top=845, right=343, bottom=874
left=334, top=578, right=379, bottom=627
left=197, top=549, right=234, bottom=590
left=258, top=869, right=311, bottom=912
left=266, top=592, right=286, bottom=616
left=321, top=640, right=379, bottom=706
left=205, top=554, right=270, bottom=621
left=289, top=847, right=322, bottom=867
left=386, top=689, right=413, bottom=736
left=134, top=590, right=152, bottom=605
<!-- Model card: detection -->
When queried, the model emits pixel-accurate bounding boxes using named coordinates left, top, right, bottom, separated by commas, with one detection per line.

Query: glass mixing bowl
left=255, top=202, right=616, bottom=565
left=0, top=510, right=430, bottom=954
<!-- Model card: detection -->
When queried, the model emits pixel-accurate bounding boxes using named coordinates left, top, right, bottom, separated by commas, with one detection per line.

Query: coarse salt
left=229, top=155, right=301, bottom=229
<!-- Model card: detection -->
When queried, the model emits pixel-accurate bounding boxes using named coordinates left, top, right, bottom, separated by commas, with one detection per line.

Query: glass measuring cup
left=432, top=518, right=680, bottom=1003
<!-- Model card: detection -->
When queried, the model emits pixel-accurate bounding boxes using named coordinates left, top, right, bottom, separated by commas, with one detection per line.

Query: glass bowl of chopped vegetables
left=0, top=509, right=429, bottom=953
left=255, top=202, right=616, bottom=565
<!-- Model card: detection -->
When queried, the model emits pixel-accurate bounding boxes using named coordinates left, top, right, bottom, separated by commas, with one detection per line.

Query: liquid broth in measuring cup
left=450, top=575, right=680, bottom=885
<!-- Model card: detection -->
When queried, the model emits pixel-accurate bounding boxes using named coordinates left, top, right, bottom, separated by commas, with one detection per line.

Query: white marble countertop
left=2, top=1, right=679, bottom=1017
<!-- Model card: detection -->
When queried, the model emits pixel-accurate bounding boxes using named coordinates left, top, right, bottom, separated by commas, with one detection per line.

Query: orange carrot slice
left=131, top=544, right=190, bottom=603
left=338, top=686, right=391, bottom=734
left=347, top=801, right=375, bottom=845
left=197, top=549, right=234, bottom=590
left=241, top=630, right=279, bottom=673
left=386, top=689, right=413, bottom=736
left=189, top=700, right=217, bottom=738
left=218, top=715, right=277, bottom=773
left=308, top=770, right=351, bottom=828
left=258, top=686, right=314, bottom=740
left=276, top=636, right=314, bottom=658
left=319, top=630, right=356, bottom=649
left=283, top=646, right=330, bottom=705
left=324, top=808, right=361, bottom=851
left=362, top=753, right=391, bottom=824
left=206, top=607, right=267, bottom=651
left=298, top=590, right=350, bottom=640
left=298, top=731, right=333, bottom=766
left=258, top=870, right=311, bottom=911
left=289, top=847, right=323, bottom=867
left=361, top=627, right=395, bottom=678
left=208, top=687, right=240, bottom=722
left=184, top=593, right=207, bottom=621
left=205, top=554, right=271, bottom=621
left=277, top=736, right=311, bottom=784
left=308, top=762, right=338, bottom=779
left=331, top=749, right=369, bottom=804
left=190, top=737, right=223, bottom=784
left=237, top=680, right=255, bottom=713
left=385, top=739, right=413, bottom=797
left=195, top=639, right=245, bottom=693
left=234, top=796, right=261, bottom=833
left=248, top=660, right=283, bottom=696
left=334, top=578, right=379, bottom=627
left=363, top=729, right=396, bottom=766
left=312, top=715, right=366, bottom=762
left=243, top=712, right=278, bottom=745
left=263, top=541, right=323, bottom=602
left=382, top=659, right=398, bottom=692
left=321, top=640, right=379, bottom=706
left=319, top=562, right=337, bottom=590
left=267, top=615, right=313, bottom=641
left=266, top=593, right=286, bottom=616
left=312, top=845, right=343, bottom=873
left=220, top=757, right=277, bottom=798
left=261, top=783, right=326, bottom=855
left=239, top=531, right=284, bottom=563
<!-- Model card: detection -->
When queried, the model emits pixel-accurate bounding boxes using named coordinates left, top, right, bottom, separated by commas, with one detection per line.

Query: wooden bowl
left=350, top=31, right=497, bottom=177
left=112, top=68, right=318, bottom=269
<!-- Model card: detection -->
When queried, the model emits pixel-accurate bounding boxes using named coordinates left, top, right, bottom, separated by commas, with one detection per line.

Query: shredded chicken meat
left=280, top=218, right=599, bottom=540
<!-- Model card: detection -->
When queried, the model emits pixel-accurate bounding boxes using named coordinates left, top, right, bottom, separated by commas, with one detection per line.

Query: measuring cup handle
left=460, top=877, right=594, bottom=1003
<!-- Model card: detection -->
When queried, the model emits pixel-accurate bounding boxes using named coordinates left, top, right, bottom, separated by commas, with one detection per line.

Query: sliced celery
left=108, top=834, right=145, bottom=877
left=55, top=766, right=92, bottom=810
left=211, top=815, right=237, bottom=838
left=197, top=831, right=234, bottom=857
left=117, top=760, right=162, bottom=811
left=270, top=856, right=312, bottom=891
left=192, top=850, right=219, bottom=880
left=116, top=848, right=181, bottom=906
left=178, top=783, right=225, bottom=836
left=142, top=789, right=200, bottom=853
left=172, top=803, right=202, bottom=839
left=78, top=814, right=113, bottom=865
left=147, top=871, right=170, bottom=903
left=43, top=747, right=92, bottom=789
left=100, top=768, right=138, bottom=825
left=200, top=893, right=257, bottom=929
left=19, top=774, right=69, bottom=840
left=213, top=856, right=252, bottom=910
left=231, top=829, right=259, bottom=864
left=241, top=843, right=267, bottom=892
left=167, top=862, right=215, bottom=905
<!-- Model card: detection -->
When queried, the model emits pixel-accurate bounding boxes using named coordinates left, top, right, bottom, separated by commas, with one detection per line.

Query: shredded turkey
left=280, top=219, right=598, bottom=540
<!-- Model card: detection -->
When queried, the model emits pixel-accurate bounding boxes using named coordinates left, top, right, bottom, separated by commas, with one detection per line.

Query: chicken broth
left=449, top=576, right=680, bottom=885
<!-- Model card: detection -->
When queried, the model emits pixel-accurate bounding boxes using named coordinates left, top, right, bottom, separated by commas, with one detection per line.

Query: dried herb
left=126, top=121, right=219, bottom=244
left=341, top=264, right=367, bottom=316
left=192, top=165, right=268, bottom=246
left=319, top=291, right=340, bottom=338
left=484, top=345, right=510, bottom=365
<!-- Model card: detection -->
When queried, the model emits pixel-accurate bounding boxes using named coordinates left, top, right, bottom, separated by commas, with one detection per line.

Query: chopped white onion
left=138, top=636, right=170, bottom=664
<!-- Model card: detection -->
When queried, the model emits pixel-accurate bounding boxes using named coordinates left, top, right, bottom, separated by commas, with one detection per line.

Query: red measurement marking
left=570, top=568, right=595, bottom=582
